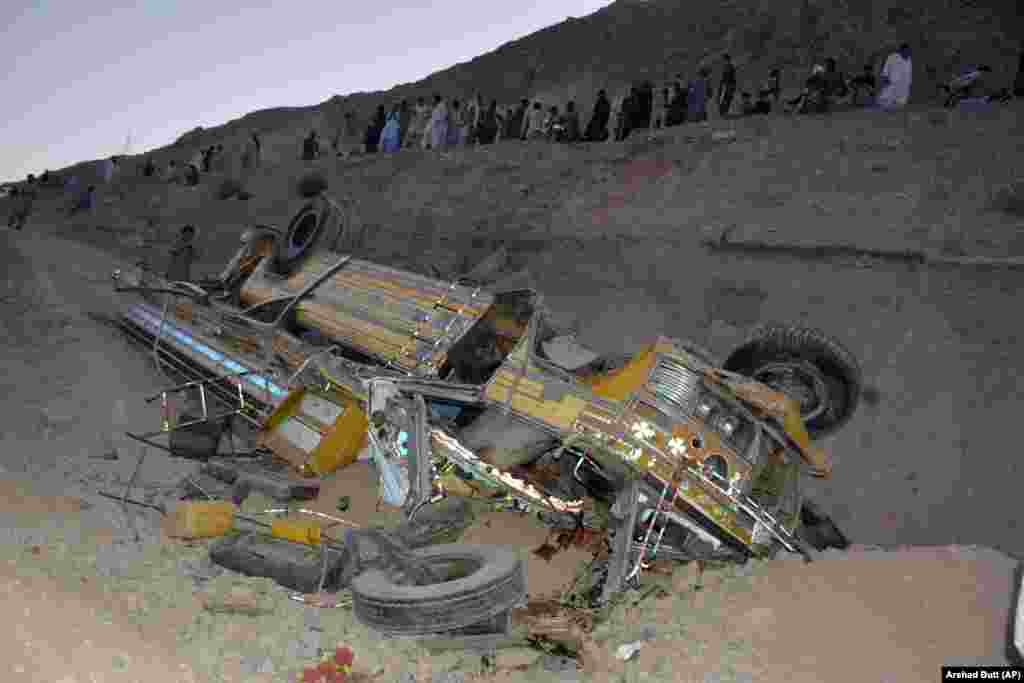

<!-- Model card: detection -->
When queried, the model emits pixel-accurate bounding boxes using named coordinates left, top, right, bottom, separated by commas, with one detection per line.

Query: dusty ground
left=2, top=100, right=1023, bottom=681
left=16, top=102, right=1024, bottom=557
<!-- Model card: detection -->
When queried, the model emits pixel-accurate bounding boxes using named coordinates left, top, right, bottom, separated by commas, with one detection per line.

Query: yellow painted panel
left=271, top=518, right=322, bottom=546
left=309, top=391, right=368, bottom=476
left=584, top=345, right=657, bottom=401
left=782, top=404, right=831, bottom=477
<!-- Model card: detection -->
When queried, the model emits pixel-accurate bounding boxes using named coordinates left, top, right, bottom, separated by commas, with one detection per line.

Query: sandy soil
left=21, top=104, right=1024, bottom=557
left=3, top=97, right=1024, bottom=681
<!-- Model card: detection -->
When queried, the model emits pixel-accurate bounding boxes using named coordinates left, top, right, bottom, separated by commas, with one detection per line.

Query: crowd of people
left=305, top=42, right=1007, bottom=160
left=6, top=42, right=1024, bottom=235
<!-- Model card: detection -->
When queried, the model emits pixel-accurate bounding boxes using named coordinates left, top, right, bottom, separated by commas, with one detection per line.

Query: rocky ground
left=2, top=100, right=1023, bottom=681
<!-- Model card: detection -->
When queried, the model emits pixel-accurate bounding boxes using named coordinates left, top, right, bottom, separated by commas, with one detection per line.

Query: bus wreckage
left=110, top=196, right=862, bottom=604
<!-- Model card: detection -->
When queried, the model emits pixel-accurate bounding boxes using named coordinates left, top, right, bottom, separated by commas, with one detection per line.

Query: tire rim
left=285, top=211, right=320, bottom=260
left=753, top=360, right=830, bottom=422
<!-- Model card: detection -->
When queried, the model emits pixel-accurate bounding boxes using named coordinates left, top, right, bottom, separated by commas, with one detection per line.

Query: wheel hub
left=753, top=361, right=830, bottom=422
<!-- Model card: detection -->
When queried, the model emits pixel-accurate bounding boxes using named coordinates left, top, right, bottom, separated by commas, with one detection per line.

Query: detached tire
left=351, top=544, right=525, bottom=637
left=271, top=201, right=333, bottom=276
left=723, top=324, right=862, bottom=439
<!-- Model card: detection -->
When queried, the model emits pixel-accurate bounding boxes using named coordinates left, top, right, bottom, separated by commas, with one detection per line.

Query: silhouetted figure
left=302, top=130, right=321, bottom=160
left=506, top=99, right=528, bottom=140
left=428, top=95, right=448, bottom=149
left=584, top=90, right=611, bottom=141
left=719, top=54, right=737, bottom=116
left=849, top=64, right=877, bottom=106
left=397, top=100, right=411, bottom=147
left=1015, top=44, right=1024, bottom=97
left=559, top=101, right=581, bottom=142
left=167, top=224, right=197, bottom=282
left=687, top=68, right=713, bottom=122
left=365, top=106, right=386, bottom=153
left=476, top=100, right=499, bottom=145
left=666, top=82, right=686, bottom=126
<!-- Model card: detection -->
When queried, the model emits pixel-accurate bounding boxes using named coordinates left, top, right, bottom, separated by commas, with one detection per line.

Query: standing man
left=8, top=175, right=37, bottom=231
left=405, top=98, right=429, bottom=149
left=877, top=43, right=913, bottom=110
left=166, top=225, right=197, bottom=282
left=584, top=89, right=611, bottom=141
left=718, top=54, right=738, bottom=117
left=429, top=95, right=449, bottom=150
left=505, top=99, right=528, bottom=141
left=687, top=67, right=714, bottom=122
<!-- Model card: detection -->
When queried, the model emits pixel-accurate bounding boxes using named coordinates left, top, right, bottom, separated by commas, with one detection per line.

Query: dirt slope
left=21, top=0, right=1023, bottom=180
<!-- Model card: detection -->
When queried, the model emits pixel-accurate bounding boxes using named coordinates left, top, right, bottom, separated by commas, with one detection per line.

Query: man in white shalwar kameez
left=877, top=43, right=913, bottom=110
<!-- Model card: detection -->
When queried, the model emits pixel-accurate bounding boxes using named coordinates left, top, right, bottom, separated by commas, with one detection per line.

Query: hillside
left=2, top=102, right=1024, bottom=677
left=32, top=0, right=1020, bottom=181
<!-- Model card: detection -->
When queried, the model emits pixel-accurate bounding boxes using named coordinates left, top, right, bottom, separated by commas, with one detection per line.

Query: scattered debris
left=614, top=640, right=643, bottom=661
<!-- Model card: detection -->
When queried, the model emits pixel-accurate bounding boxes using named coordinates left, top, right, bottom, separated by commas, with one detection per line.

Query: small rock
left=242, top=655, right=274, bottom=675
left=397, top=673, right=417, bottom=683
left=614, top=641, right=643, bottom=661
left=638, top=624, right=658, bottom=641
left=430, top=673, right=465, bottom=683
left=734, top=561, right=755, bottom=577
left=178, top=557, right=223, bottom=584
left=703, top=672, right=722, bottom=683
left=541, top=655, right=577, bottom=673
left=303, top=606, right=322, bottom=631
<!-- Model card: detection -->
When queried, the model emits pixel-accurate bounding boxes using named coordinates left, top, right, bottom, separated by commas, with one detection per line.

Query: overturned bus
left=112, top=196, right=862, bottom=601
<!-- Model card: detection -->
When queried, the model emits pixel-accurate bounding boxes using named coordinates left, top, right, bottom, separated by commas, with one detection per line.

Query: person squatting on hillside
left=848, top=64, right=877, bottom=106
left=380, top=104, right=402, bottom=152
left=558, top=101, right=581, bottom=142
left=786, top=64, right=828, bottom=114
left=542, top=105, right=559, bottom=140
left=429, top=95, right=449, bottom=150
left=877, top=43, right=913, bottom=110
left=718, top=54, right=737, bottom=117
left=67, top=185, right=96, bottom=217
left=822, top=58, right=849, bottom=108
left=940, top=64, right=998, bottom=106
left=583, top=89, right=611, bottom=141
